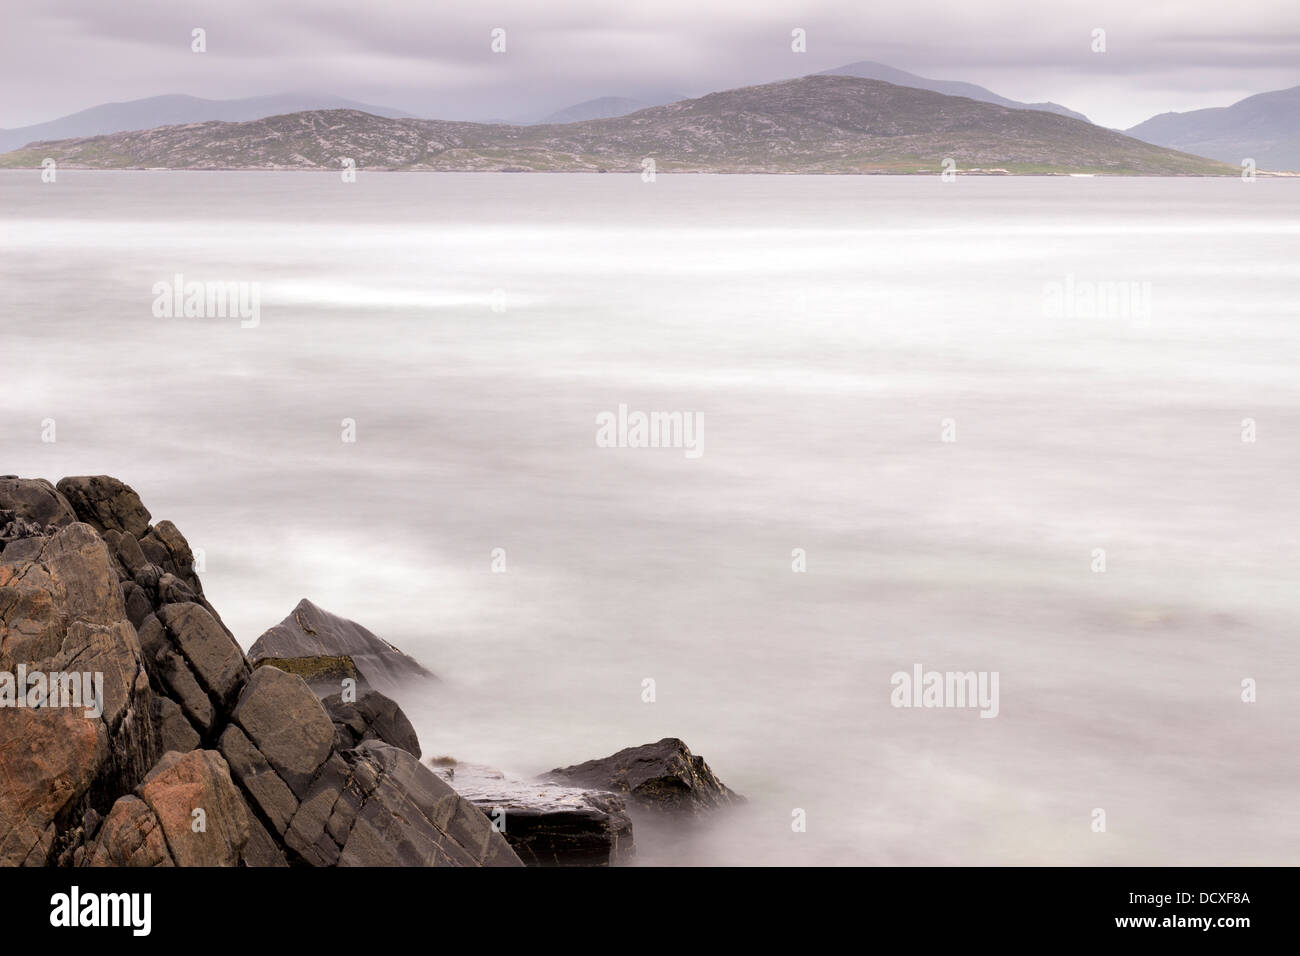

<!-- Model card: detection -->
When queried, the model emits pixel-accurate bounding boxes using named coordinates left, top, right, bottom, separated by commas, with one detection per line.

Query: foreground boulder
left=548, top=738, right=742, bottom=815
left=0, top=514, right=158, bottom=867
left=1, top=475, right=520, bottom=868
left=431, top=762, right=634, bottom=866
left=85, top=749, right=252, bottom=867
left=249, top=598, right=436, bottom=697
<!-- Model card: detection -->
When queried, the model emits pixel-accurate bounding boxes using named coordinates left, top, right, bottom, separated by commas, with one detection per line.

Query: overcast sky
left=3, top=0, right=1298, bottom=129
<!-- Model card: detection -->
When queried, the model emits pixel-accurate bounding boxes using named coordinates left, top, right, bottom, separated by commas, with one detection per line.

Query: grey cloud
left=1, top=0, right=1297, bottom=131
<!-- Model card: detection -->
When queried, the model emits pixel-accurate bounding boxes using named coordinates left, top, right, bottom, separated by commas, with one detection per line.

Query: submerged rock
left=548, top=738, right=742, bottom=815
left=431, top=762, right=634, bottom=867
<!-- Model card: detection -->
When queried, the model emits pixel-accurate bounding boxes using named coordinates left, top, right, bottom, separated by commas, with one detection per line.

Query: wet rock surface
left=548, top=737, right=743, bottom=815
left=431, top=762, right=635, bottom=866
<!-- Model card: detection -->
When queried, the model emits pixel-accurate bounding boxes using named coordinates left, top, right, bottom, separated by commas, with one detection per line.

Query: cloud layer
left=3, top=0, right=1298, bottom=129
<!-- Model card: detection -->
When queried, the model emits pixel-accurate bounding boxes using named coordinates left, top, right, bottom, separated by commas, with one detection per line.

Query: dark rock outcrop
left=2, top=475, right=521, bottom=869
left=0, top=476, right=78, bottom=539
left=340, top=742, right=521, bottom=867
left=432, top=762, right=634, bottom=866
left=548, top=738, right=742, bottom=815
left=249, top=598, right=435, bottom=697
left=54, top=476, right=152, bottom=540
left=4, top=474, right=739, bottom=869
left=323, top=690, right=421, bottom=757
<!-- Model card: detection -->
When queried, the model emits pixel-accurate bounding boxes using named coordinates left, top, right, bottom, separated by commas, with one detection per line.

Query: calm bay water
left=2, top=171, right=1298, bottom=864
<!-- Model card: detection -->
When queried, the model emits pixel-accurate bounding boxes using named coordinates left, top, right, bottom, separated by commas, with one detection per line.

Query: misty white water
left=3, top=171, right=1297, bottom=865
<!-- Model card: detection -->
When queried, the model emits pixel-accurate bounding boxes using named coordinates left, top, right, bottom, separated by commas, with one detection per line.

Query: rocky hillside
left=0, top=76, right=1234, bottom=175
left=0, top=92, right=413, bottom=154
left=0, top=475, right=740, bottom=867
left=1127, top=85, right=1300, bottom=173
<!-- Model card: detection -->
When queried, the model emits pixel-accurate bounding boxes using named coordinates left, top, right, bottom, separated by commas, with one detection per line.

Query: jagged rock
left=55, top=476, right=152, bottom=539
left=241, top=813, right=289, bottom=867
left=151, top=696, right=201, bottom=754
left=1, top=474, right=590, bottom=870
left=547, top=738, right=742, bottom=815
left=284, top=753, right=351, bottom=865
left=121, top=582, right=154, bottom=629
left=87, top=750, right=250, bottom=867
left=432, top=763, right=634, bottom=866
left=249, top=598, right=435, bottom=697
left=156, top=602, right=248, bottom=713
left=141, top=521, right=200, bottom=586
left=0, top=522, right=130, bottom=668
left=231, top=666, right=335, bottom=797
left=137, top=609, right=214, bottom=737
left=0, top=477, right=77, bottom=537
left=84, top=796, right=174, bottom=867
left=337, top=741, right=521, bottom=867
left=0, top=708, right=107, bottom=866
left=135, top=750, right=249, bottom=867
left=323, top=690, right=421, bottom=757
left=218, top=724, right=299, bottom=836
left=110, top=530, right=149, bottom=576
left=0, top=522, right=158, bottom=867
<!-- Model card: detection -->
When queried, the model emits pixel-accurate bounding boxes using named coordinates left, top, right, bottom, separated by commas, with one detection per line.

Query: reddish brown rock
left=136, top=750, right=250, bottom=867
left=84, top=796, right=174, bottom=867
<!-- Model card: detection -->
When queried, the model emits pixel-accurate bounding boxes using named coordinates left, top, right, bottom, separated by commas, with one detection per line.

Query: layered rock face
left=0, top=475, right=520, bottom=868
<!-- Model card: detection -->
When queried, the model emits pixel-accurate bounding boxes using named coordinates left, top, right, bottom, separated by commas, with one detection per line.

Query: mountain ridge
left=820, top=60, right=1090, bottom=123
left=0, top=92, right=414, bottom=153
left=0, top=76, right=1236, bottom=176
left=1126, top=85, right=1300, bottom=172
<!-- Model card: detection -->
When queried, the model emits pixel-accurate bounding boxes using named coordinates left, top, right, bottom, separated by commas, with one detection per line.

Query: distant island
left=0, top=76, right=1244, bottom=176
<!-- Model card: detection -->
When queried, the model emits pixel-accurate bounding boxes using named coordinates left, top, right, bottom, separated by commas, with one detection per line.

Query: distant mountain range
left=536, top=93, right=686, bottom=125
left=1124, top=85, right=1300, bottom=172
left=9, top=65, right=1294, bottom=171
left=0, top=76, right=1235, bottom=175
left=0, top=60, right=1090, bottom=150
left=0, top=93, right=413, bottom=153
left=820, top=61, right=1091, bottom=123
